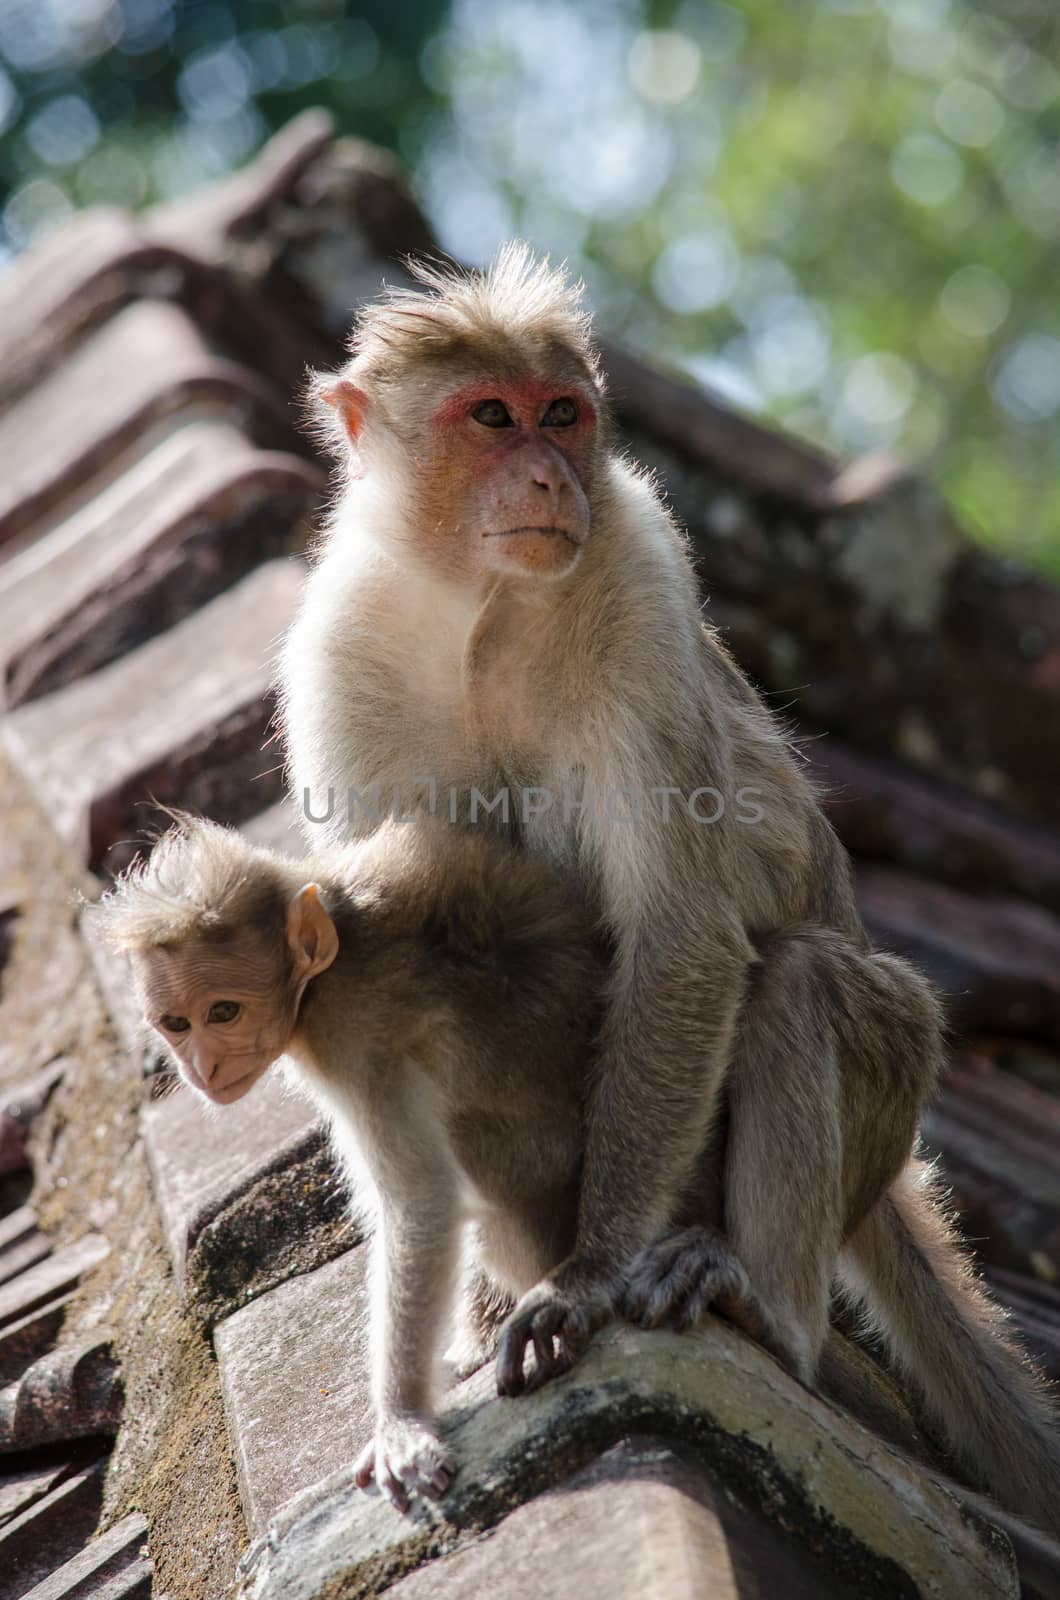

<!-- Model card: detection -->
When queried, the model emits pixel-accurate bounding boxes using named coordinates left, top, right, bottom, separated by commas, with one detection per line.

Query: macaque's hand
left=623, top=1225, right=753, bottom=1332
left=353, top=1415, right=454, bottom=1513
left=496, top=1258, right=617, bottom=1398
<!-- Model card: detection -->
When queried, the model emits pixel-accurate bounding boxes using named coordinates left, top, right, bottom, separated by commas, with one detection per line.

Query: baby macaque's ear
left=317, top=378, right=367, bottom=442
left=287, top=883, right=339, bottom=980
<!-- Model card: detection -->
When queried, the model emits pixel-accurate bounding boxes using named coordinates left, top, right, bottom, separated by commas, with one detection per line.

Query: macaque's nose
left=192, top=1045, right=219, bottom=1083
left=529, top=452, right=570, bottom=500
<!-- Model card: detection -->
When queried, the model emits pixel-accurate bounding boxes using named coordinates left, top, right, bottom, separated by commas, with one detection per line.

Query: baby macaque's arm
left=342, top=1070, right=463, bottom=1512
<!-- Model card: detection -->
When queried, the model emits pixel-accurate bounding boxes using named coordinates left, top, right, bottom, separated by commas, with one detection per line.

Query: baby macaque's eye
left=471, top=399, right=514, bottom=429
left=541, top=397, right=577, bottom=427
left=208, top=1000, right=242, bottom=1025
left=159, top=1014, right=190, bottom=1034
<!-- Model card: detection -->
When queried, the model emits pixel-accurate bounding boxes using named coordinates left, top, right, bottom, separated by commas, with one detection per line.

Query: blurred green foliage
left=2, top=0, right=1059, bottom=572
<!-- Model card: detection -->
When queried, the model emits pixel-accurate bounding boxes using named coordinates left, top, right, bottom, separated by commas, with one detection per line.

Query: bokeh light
left=0, top=0, right=1058, bottom=571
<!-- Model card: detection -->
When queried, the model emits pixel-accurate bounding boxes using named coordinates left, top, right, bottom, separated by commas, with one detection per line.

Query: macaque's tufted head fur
left=87, top=813, right=284, bottom=953
left=348, top=243, right=604, bottom=391
left=309, top=243, right=614, bottom=584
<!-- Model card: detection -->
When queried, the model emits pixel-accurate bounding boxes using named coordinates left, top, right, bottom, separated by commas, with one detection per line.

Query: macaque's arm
left=498, top=770, right=752, bottom=1394
left=347, top=1074, right=462, bottom=1510
left=579, top=922, right=750, bottom=1256
left=561, top=728, right=752, bottom=1258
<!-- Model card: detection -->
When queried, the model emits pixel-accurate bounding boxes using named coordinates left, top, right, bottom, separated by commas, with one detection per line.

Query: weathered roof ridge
left=0, top=113, right=1057, bottom=1600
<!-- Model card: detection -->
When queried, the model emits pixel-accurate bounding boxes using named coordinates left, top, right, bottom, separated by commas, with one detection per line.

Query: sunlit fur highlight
left=358, top=244, right=602, bottom=382
left=307, top=242, right=607, bottom=460
left=279, top=247, right=1060, bottom=1534
left=85, top=813, right=284, bottom=953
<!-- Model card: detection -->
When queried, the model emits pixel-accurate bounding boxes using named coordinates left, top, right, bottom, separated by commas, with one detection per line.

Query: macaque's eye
left=470, top=399, right=514, bottom=429
left=208, top=1001, right=242, bottom=1025
left=541, top=398, right=577, bottom=427
left=159, top=1014, right=190, bottom=1034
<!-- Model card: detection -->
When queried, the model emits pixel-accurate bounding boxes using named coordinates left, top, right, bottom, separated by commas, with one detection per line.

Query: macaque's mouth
left=200, top=1063, right=268, bottom=1104
left=486, top=525, right=582, bottom=547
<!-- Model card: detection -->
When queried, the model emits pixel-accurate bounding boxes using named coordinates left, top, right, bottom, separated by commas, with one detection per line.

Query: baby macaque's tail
left=839, top=1157, right=1060, bottom=1537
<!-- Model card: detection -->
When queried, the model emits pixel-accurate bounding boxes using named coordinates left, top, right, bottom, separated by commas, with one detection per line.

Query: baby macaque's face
left=135, top=934, right=296, bottom=1105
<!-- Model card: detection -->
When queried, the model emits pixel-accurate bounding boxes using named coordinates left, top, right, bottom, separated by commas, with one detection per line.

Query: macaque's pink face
left=424, top=376, right=597, bottom=581
left=135, top=938, right=295, bottom=1105
left=321, top=355, right=604, bottom=585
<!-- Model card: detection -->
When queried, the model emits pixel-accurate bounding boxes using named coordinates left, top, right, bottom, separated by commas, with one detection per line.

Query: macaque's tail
left=838, top=1156, right=1060, bottom=1537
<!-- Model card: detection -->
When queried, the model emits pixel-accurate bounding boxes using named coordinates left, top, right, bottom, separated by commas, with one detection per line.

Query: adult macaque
left=89, top=812, right=601, bottom=1511
left=277, top=245, right=1060, bottom=1531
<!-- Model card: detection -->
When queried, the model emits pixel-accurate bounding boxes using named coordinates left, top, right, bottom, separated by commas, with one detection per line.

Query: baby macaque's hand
left=495, top=1257, right=617, bottom=1398
left=353, top=1416, right=454, bottom=1514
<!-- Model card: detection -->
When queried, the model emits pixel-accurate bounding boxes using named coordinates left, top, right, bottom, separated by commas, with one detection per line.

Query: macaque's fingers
left=415, top=1443, right=455, bottom=1500
left=530, top=1318, right=563, bottom=1379
left=624, top=1226, right=751, bottom=1332
left=359, top=1419, right=453, bottom=1514
left=353, top=1439, right=377, bottom=1490
left=625, top=1236, right=702, bottom=1328
left=496, top=1312, right=534, bottom=1397
left=523, top=1332, right=577, bottom=1395
left=523, top=1307, right=579, bottom=1393
left=497, top=1292, right=567, bottom=1396
left=497, top=1273, right=611, bottom=1398
left=376, top=1460, right=411, bottom=1516
left=674, top=1262, right=750, bottom=1331
left=624, top=1227, right=703, bottom=1325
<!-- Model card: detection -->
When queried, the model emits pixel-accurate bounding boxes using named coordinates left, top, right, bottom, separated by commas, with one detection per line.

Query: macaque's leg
left=625, top=936, right=841, bottom=1382
left=485, top=1197, right=581, bottom=1394
left=477, top=1193, right=577, bottom=1297
left=627, top=930, right=938, bottom=1386
left=445, top=1256, right=515, bottom=1380
left=622, top=1111, right=775, bottom=1342
left=721, top=933, right=845, bottom=1383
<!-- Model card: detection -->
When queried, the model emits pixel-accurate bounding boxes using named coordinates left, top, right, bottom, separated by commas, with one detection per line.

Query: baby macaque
left=89, top=810, right=1060, bottom=1532
left=88, top=811, right=601, bottom=1510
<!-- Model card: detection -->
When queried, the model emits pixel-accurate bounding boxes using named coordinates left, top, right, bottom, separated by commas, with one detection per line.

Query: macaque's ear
left=318, top=378, right=367, bottom=442
left=286, top=884, right=339, bottom=980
